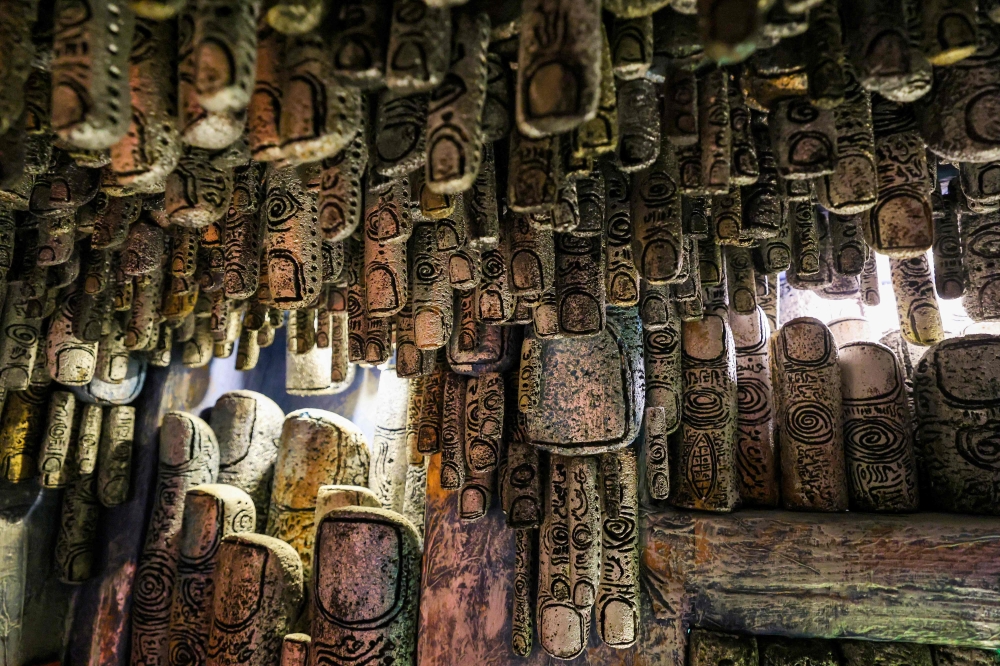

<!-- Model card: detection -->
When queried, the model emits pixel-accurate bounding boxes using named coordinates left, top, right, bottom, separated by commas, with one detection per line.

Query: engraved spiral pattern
left=684, top=388, right=729, bottom=429
left=132, top=554, right=175, bottom=624
left=844, top=418, right=906, bottom=463
left=601, top=515, right=635, bottom=548
left=736, top=376, right=769, bottom=418
left=784, top=401, right=835, bottom=445
left=265, top=187, right=302, bottom=228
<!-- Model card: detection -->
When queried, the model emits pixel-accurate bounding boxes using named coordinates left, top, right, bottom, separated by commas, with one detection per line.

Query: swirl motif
left=784, top=402, right=835, bottom=445
left=46, top=419, right=70, bottom=441
left=232, top=507, right=255, bottom=533
left=644, top=329, right=678, bottom=355
left=480, top=250, right=505, bottom=280
left=736, top=377, right=770, bottom=422
left=555, top=233, right=597, bottom=256
left=346, top=291, right=365, bottom=319
left=550, top=523, right=569, bottom=548
left=639, top=169, right=679, bottom=208
left=265, top=186, right=303, bottom=229
left=571, top=523, right=594, bottom=550
left=647, top=437, right=667, bottom=465
left=844, top=418, right=906, bottom=463
left=412, top=255, right=441, bottom=283
left=168, top=628, right=205, bottom=666
left=787, top=97, right=820, bottom=123
left=177, top=573, right=211, bottom=609
left=793, top=201, right=815, bottom=225
left=480, top=388, right=503, bottom=412
left=513, top=575, right=530, bottom=600
left=606, top=213, right=631, bottom=245
left=970, top=227, right=1000, bottom=259
left=132, top=554, right=175, bottom=625
left=440, top=419, right=460, bottom=447
left=683, top=387, right=728, bottom=429
left=956, top=424, right=1000, bottom=470
left=602, top=516, right=635, bottom=547
left=936, top=233, right=961, bottom=257
left=728, top=250, right=753, bottom=272
left=6, top=324, right=37, bottom=345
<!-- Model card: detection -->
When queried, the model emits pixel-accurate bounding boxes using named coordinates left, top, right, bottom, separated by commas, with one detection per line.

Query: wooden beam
left=642, top=507, right=1000, bottom=665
